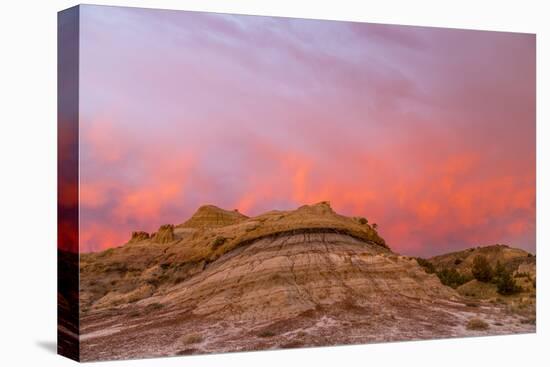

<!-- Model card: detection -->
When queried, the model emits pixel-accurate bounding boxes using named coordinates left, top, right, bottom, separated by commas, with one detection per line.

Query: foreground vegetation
left=416, top=255, right=525, bottom=295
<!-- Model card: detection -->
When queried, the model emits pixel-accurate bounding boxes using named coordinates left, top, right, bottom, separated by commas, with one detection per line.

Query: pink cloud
left=76, top=6, right=535, bottom=256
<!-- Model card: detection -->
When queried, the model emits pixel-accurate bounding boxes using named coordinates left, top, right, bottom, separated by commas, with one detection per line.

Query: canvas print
left=58, top=4, right=536, bottom=362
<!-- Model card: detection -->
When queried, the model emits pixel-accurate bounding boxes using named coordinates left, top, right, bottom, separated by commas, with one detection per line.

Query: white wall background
left=0, top=0, right=547, bottom=366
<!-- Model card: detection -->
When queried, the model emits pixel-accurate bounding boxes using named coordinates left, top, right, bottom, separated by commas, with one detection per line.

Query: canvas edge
left=57, top=4, right=81, bottom=362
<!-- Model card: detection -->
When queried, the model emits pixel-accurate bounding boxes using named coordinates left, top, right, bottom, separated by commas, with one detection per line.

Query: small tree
left=415, top=258, right=436, bottom=274
left=496, top=270, right=522, bottom=295
left=471, top=255, right=493, bottom=282
left=493, top=260, right=506, bottom=280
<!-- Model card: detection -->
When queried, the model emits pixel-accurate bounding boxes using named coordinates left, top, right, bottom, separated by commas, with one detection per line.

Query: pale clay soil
left=80, top=295, right=534, bottom=361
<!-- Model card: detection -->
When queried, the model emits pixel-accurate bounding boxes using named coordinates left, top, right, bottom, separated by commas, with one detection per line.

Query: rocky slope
left=78, top=202, right=535, bottom=361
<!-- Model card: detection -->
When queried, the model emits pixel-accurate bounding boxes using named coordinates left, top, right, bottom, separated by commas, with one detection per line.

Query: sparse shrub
left=496, top=270, right=522, bottom=295
left=180, top=333, right=203, bottom=345
left=454, top=258, right=463, bottom=265
left=436, top=268, right=471, bottom=288
left=514, top=272, right=530, bottom=279
left=109, top=262, right=128, bottom=273
left=258, top=330, right=276, bottom=338
left=146, top=302, right=164, bottom=311
left=176, top=348, right=198, bottom=356
left=295, top=331, right=308, bottom=338
left=128, top=309, right=141, bottom=318
left=415, top=258, right=436, bottom=274
left=372, top=223, right=378, bottom=230
left=100, top=248, right=115, bottom=257
left=472, top=255, right=493, bottom=282
left=466, top=318, right=489, bottom=331
left=493, top=261, right=506, bottom=280
left=358, top=217, right=368, bottom=225
left=211, top=236, right=226, bottom=250
left=280, top=340, right=305, bottom=349
left=465, top=302, right=479, bottom=308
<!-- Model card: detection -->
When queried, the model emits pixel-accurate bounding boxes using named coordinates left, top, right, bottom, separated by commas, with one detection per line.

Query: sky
left=75, top=5, right=535, bottom=256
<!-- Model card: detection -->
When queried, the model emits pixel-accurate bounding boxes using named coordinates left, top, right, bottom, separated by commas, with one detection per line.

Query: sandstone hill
left=429, top=244, right=535, bottom=276
left=78, top=202, right=535, bottom=361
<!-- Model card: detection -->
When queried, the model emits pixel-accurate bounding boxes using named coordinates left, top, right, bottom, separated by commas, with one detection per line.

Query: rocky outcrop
left=79, top=203, right=451, bottom=315
left=164, top=232, right=455, bottom=321
left=515, top=262, right=536, bottom=279
left=128, top=231, right=150, bottom=243
left=179, top=205, right=248, bottom=229
left=152, top=224, right=174, bottom=244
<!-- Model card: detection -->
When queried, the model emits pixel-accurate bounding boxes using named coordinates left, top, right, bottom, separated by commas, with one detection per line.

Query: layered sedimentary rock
left=78, top=202, right=535, bottom=361
left=81, top=202, right=395, bottom=311
left=180, top=204, right=248, bottom=228
left=155, top=232, right=454, bottom=321
left=152, top=224, right=175, bottom=244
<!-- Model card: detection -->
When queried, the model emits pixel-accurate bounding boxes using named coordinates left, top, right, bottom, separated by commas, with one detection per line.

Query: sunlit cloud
left=77, top=6, right=535, bottom=256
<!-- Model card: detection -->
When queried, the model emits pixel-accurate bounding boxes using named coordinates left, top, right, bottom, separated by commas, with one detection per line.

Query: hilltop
left=429, top=244, right=535, bottom=275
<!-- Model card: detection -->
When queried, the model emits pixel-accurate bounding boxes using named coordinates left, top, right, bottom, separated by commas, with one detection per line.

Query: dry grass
left=180, top=333, right=203, bottom=345
left=258, top=330, right=276, bottom=338
left=457, top=280, right=499, bottom=299
left=466, top=318, right=489, bottom=330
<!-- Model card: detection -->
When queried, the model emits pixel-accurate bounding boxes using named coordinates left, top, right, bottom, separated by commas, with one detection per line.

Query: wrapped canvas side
left=57, top=5, right=80, bottom=362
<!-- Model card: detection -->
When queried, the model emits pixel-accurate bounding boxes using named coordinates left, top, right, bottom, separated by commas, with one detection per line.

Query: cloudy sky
left=76, top=5, right=535, bottom=256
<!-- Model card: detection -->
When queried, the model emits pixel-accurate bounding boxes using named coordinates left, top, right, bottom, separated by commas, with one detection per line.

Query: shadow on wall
left=36, top=340, right=57, bottom=354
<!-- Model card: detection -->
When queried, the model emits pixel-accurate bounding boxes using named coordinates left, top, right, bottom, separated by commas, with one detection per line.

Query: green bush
left=211, top=236, right=226, bottom=249
left=472, top=255, right=493, bottom=282
left=496, top=270, right=522, bottom=295
left=436, top=268, right=471, bottom=288
left=415, top=258, right=436, bottom=274
left=493, top=261, right=506, bottom=279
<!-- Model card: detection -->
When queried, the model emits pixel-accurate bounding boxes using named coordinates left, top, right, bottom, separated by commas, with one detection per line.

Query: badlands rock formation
left=78, top=202, right=535, bottom=361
